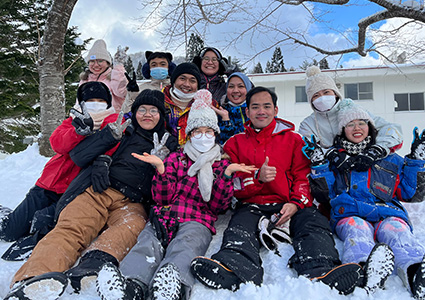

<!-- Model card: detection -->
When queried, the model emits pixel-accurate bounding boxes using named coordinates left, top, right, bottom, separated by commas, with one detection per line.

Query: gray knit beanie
left=305, top=66, right=342, bottom=104
left=85, top=39, right=112, bottom=64
left=185, top=89, right=220, bottom=134
left=337, top=100, right=374, bottom=134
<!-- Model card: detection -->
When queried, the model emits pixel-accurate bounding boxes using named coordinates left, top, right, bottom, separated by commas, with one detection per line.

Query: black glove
left=302, top=135, right=326, bottom=166
left=91, top=155, right=112, bottom=193
left=352, top=145, right=387, bottom=172
left=70, top=102, right=94, bottom=136
left=326, top=148, right=354, bottom=173
left=408, top=127, right=425, bottom=160
left=125, top=71, right=139, bottom=92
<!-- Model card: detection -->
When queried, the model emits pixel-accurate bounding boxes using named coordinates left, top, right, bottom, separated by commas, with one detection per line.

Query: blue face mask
left=150, top=67, right=168, bottom=80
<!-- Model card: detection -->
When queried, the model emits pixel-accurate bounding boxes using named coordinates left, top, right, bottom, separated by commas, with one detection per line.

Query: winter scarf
left=183, top=141, right=222, bottom=202
left=340, top=136, right=371, bottom=155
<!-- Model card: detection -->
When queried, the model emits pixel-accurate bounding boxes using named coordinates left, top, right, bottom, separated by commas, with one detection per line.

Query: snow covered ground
left=0, top=144, right=424, bottom=300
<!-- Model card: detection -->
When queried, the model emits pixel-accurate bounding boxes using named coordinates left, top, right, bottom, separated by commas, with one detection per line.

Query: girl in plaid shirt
left=96, top=90, right=256, bottom=300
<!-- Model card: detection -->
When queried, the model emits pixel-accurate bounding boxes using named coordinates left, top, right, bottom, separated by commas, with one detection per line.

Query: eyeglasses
left=89, top=59, right=107, bottom=65
left=346, top=120, right=368, bottom=129
left=192, top=129, right=215, bottom=139
left=202, top=56, right=218, bottom=63
left=137, top=107, right=159, bottom=116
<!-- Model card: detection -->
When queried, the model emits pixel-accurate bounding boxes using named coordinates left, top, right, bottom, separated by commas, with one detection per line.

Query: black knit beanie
left=131, top=89, right=166, bottom=116
left=77, top=82, right=112, bottom=108
left=170, top=62, right=201, bottom=89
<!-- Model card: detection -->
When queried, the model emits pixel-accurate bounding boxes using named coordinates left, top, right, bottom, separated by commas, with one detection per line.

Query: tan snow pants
left=12, top=186, right=147, bottom=284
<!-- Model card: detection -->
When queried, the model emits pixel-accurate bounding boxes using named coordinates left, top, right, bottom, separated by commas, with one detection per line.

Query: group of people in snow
left=0, top=39, right=425, bottom=300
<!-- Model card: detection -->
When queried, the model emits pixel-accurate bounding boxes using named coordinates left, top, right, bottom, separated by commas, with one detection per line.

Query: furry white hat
left=337, top=99, right=374, bottom=134
left=305, top=66, right=342, bottom=103
left=85, top=39, right=112, bottom=64
left=186, top=89, right=220, bottom=135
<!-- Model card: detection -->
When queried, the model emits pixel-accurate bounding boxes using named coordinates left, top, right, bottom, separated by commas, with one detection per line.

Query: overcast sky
left=68, top=0, right=425, bottom=72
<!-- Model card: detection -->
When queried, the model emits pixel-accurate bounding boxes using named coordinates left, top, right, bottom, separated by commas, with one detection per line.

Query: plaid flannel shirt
left=152, top=149, right=233, bottom=234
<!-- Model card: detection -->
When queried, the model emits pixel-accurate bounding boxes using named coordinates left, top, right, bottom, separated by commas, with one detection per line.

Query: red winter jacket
left=223, top=118, right=313, bottom=209
left=35, top=114, right=119, bottom=194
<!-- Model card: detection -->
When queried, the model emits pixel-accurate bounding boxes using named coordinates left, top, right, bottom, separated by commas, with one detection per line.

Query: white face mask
left=191, top=135, right=216, bottom=153
left=172, top=87, right=196, bottom=102
left=84, top=101, right=108, bottom=113
left=312, top=95, right=337, bottom=112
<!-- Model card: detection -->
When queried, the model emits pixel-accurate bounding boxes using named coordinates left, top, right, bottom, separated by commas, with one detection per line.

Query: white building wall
left=247, top=65, right=425, bottom=156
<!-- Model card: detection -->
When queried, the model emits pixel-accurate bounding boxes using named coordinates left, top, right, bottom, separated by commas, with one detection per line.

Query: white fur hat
left=85, top=39, right=112, bottom=64
left=305, top=66, right=342, bottom=103
left=185, top=89, right=220, bottom=134
left=337, top=99, right=374, bottom=134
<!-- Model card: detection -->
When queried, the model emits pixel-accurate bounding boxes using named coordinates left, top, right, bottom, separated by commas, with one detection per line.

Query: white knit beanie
left=185, top=89, right=220, bottom=134
left=305, top=66, right=342, bottom=103
left=85, top=39, right=112, bottom=64
left=337, top=99, right=374, bottom=134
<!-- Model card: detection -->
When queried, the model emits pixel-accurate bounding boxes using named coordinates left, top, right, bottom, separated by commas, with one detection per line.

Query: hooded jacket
left=224, top=118, right=312, bottom=209
left=299, top=98, right=403, bottom=153
left=79, top=64, right=127, bottom=111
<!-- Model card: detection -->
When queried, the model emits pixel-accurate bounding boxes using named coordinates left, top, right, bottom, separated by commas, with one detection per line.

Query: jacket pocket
left=369, top=160, right=398, bottom=202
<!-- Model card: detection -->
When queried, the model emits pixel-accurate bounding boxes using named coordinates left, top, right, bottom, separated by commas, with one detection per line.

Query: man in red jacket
left=191, top=86, right=364, bottom=295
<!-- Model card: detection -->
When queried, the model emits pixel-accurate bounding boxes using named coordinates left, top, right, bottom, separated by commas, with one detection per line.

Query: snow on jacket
left=79, top=64, right=127, bottom=111
left=218, top=101, right=248, bottom=144
left=35, top=114, right=119, bottom=194
left=309, top=151, right=425, bottom=231
left=224, top=118, right=313, bottom=209
left=163, top=85, right=219, bottom=146
left=299, top=98, right=403, bottom=153
left=151, top=149, right=233, bottom=234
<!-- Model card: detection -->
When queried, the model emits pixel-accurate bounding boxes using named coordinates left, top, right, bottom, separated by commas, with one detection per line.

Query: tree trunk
left=38, top=0, right=78, bottom=157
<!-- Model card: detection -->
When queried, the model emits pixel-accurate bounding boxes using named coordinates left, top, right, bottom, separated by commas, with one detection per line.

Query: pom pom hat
left=337, top=100, right=374, bottom=134
left=85, top=39, right=112, bottom=64
left=305, top=66, right=342, bottom=104
left=185, top=89, right=220, bottom=134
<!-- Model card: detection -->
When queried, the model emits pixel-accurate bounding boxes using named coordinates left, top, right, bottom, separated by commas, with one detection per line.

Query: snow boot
left=66, top=250, right=119, bottom=292
left=190, top=256, right=242, bottom=291
left=152, top=263, right=182, bottom=300
left=410, top=256, right=425, bottom=299
left=4, top=272, right=68, bottom=300
left=312, top=263, right=364, bottom=295
left=96, top=262, right=147, bottom=300
left=363, top=243, right=394, bottom=293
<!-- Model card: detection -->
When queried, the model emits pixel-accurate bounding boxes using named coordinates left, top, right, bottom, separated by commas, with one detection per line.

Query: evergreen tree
left=299, top=58, right=318, bottom=70
left=186, top=33, right=204, bottom=61
left=265, top=47, right=286, bottom=73
left=319, top=58, right=330, bottom=69
left=226, top=56, right=246, bottom=73
left=0, top=0, right=88, bottom=153
left=124, top=56, right=135, bottom=75
left=252, top=62, right=264, bottom=74
left=136, top=61, right=143, bottom=80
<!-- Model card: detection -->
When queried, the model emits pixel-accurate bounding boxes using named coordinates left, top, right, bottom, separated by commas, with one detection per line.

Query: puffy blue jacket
left=309, top=152, right=425, bottom=231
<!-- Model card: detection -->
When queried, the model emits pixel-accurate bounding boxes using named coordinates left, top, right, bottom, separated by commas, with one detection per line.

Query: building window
left=344, top=82, right=373, bottom=100
left=394, top=93, right=424, bottom=111
left=295, top=86, right=308, bottom=103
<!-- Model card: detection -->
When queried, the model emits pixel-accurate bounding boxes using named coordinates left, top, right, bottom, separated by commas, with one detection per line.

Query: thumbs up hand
left=258, top=156, right=277, bottom=183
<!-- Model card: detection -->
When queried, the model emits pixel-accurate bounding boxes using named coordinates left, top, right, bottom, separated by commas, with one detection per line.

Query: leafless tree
left=38, top=0, right=78, bottom=156
left=135, top=0, right=425, bottom=65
